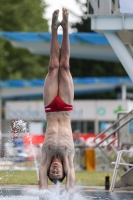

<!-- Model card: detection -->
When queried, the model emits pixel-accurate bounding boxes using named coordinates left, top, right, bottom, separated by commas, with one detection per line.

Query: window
left=71, top=121, right=94, bottom=133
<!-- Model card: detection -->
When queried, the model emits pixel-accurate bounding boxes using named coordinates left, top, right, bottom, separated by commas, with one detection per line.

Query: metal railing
left=94, top=110, right=133, bottom=148
left=110, top=150, right=133, bottom=192
left=93, top=110, right=133, bottom=172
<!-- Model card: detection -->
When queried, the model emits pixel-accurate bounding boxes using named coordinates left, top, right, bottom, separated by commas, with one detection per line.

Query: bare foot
left=52, top=9, right=60, bottom=29
left=60, top=8, right=69, bottom=30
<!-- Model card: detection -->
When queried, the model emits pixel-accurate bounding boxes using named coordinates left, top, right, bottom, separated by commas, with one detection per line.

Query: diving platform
left=88, top=0, right=133, bottom=191
left=88, top=0, right=133, bottom=82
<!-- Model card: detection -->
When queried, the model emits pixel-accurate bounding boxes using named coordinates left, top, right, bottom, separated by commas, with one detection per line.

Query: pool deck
left=1, top=185, right=133, bottom=193
left=0, top=184, right=104, bottom=190
left=1, top=161, right=133, bottom=193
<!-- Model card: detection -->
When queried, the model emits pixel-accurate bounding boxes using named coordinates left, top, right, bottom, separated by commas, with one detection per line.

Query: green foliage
left=0, top=170, right=114, bottom=186
left=0, top=0, right=48, bottom=31
left=70, top=59, right=128, bottom=78
left=0, top=0, right=49, bottom=80
left=71, top=1, right=92, bottom=33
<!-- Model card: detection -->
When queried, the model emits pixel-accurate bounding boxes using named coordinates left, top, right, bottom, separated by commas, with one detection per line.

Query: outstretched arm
left=64, top=152, right=75, bottom=191
left=39, top=147, right=48, bottom=190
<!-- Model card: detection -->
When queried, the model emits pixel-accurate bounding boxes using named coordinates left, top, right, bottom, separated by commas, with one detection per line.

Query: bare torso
left=43, top=111, right=74, bottom=157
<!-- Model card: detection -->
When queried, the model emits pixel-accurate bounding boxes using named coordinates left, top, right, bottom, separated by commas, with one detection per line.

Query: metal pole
left=104, top=31, right=133, bottom=82
left=121, top=84, right=126, bottom=100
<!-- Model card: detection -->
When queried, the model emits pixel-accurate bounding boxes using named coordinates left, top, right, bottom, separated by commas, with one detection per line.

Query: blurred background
left=0, top=0, right=133, bottom=175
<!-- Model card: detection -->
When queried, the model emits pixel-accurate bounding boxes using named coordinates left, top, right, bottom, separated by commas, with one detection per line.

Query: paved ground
left=1, top=184, right=133, bottom=192
left=1, top=185, right=133, bottom=200
left=0, top=184, right=105, bottom=190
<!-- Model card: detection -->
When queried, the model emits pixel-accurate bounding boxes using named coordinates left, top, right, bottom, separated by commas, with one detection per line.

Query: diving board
left=0, top=32, right=122, bottom=62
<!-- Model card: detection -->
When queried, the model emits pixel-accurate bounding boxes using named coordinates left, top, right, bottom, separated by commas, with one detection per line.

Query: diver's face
left=49, top=157, right=63, bottom=179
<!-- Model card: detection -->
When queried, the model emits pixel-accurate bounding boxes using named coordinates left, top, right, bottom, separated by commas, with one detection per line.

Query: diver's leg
left=59, top=8, right=74, bottom=105
left=44, top=9, right=61, bottom=106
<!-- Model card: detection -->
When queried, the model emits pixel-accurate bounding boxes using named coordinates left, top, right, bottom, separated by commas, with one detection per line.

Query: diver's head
left=48, top=156, right=65, bottom=184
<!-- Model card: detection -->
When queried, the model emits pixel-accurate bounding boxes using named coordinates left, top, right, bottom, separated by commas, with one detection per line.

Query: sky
left=44, top=0, right=86, bottom=33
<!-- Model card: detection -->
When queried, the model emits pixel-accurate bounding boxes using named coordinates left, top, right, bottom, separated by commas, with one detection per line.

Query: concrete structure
left=88, top=0, right=133, bottom=190
left=0, top=31, right=126, bottom=62
left=88, top=0, right=133, bottom=81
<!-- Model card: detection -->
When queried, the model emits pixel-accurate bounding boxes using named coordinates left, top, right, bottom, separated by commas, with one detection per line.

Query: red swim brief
left=45, top=96, right=73, bottom=113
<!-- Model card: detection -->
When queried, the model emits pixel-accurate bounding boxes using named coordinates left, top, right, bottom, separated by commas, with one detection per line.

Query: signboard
left=5, top=101, right=45, bottom=120
left=97, top=100, right=127, bottom=120
left=5, top=100, right=133, bottom=121
left=5, top=100, right=96, bottom=120
left=72, top=101, right=95, bottom=120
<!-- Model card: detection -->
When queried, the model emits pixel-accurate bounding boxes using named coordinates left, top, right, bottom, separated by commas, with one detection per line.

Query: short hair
left=47, top=169, right=66, bottom=184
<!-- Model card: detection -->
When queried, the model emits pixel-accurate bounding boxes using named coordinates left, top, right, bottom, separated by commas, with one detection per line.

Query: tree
left=0, top=0, right=49, bottom=79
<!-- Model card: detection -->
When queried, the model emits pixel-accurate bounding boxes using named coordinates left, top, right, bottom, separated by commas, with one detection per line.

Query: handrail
left=112, top=162, right=133, bottom=167
left=94, top=110, right=133, bottom=142
left=110, top=150, right=133, bottom=192
left=95, top=115, right=133, bottom=147
left=106, top=137, right=117, bottom=147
